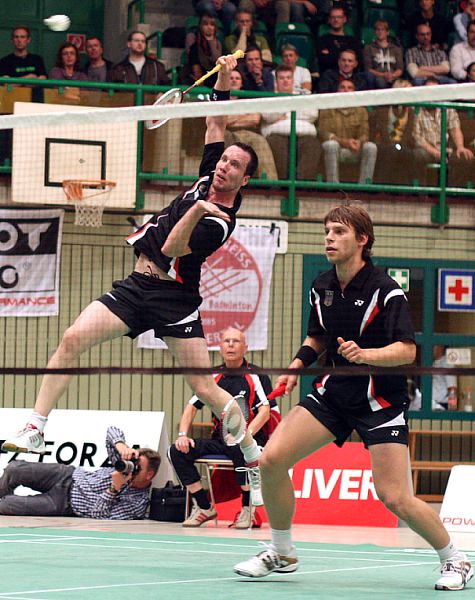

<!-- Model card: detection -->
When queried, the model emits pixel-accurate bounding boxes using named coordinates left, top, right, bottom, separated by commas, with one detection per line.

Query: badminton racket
left=220, top=383, right=287, bottom=446
left=145, top=49, right=245, bottom=130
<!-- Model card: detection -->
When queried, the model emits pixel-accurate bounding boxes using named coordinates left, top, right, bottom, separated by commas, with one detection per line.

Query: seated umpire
left=0, top=426, right=160, bottom=519
left=169, top=327, right=276, bottom=529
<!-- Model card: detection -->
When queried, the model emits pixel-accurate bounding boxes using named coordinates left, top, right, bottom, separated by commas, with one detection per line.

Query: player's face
left=213, top=146, right=251, bottom=192
left=324, top=221, right=367, bottom=265
left=220, top=329, right=248, bottom=365
left=12, top=29, right=30, bottom=52
left=468, top=25, right=475, bottom=48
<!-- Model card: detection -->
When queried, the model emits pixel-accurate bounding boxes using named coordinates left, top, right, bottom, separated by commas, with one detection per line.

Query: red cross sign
left=439, top=269, right=475, bottom=312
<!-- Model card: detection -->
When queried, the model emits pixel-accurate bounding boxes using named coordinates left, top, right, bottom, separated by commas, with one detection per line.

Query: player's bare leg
left=2, top=301, right=130, bottom=454
left=165, top=335, right=264, bottom=504
left=370, top=443, right=473, bottom=591
left=234, top=405, right=335, bottom=577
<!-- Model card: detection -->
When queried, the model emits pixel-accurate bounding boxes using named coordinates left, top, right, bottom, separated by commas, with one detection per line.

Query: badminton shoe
left=234, top=543, right=298, bottom=577
left=435, top=554, right=473, bottom=591
left=182, top=502, right=217, bottom=527
left=236, top=463, right=263, bottom=506
left=1, top=425, right=46, bottom=454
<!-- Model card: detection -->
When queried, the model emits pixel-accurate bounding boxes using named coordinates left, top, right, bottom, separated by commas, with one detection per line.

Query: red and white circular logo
left=200, top=237, right=262, bottom=347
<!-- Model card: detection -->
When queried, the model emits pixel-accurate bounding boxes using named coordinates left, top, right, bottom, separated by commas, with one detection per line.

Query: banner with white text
left=137, top=223, right=279, bottom=351
left=0, top=209, right=64, bottom=316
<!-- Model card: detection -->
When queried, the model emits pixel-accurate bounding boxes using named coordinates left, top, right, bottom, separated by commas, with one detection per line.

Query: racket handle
left=192, top=49, right=245, bottom=88
left=267, top=383, right=287, bottom=400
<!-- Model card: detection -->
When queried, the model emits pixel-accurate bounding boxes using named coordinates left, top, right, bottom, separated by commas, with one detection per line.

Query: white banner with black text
left=137, top=223, right=279, bottom=351
left=0, top=208, right=64, bottom=316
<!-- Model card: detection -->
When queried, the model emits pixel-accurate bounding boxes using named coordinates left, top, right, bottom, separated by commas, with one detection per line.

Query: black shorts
left=97, top=272, right=205, bottom=340
left=298, top=390, right=409, bottom=448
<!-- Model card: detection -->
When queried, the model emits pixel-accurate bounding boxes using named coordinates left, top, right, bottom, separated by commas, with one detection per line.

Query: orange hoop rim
left=62, top=179, right=116, bottom=202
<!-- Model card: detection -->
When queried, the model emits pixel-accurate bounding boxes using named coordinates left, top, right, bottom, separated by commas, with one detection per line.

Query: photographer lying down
left=0, top=426, right=161, bottom=519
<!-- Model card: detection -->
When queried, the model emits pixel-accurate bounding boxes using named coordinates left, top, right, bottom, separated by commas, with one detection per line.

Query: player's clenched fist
left=337, top=337, right=367, bottom=364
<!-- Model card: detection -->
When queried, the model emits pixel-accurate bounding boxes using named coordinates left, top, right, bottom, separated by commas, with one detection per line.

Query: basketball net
left=62, top=180, right=116, bottom=227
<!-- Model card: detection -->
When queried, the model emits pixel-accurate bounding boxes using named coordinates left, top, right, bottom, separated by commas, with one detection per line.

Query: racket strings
left=221, top=395, right=247, bottom=446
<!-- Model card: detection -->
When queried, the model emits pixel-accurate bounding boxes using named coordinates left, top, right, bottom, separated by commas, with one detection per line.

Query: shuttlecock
left=44, top=15, right=71, bottom=32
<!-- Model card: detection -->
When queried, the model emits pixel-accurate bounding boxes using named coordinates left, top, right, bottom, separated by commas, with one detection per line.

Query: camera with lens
left=115, top=457, right=141, bottom=477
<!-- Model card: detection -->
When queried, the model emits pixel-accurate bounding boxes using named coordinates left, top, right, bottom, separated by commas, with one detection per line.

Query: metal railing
left=1, top=77, right=474, bottom=223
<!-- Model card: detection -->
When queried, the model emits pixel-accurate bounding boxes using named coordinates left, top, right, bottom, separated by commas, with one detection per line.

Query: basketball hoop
left=62, top=180, right=116, bottom=227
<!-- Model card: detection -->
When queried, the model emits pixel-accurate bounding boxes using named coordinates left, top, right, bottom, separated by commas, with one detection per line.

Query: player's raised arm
left=205, top=53, right=238, bottom=145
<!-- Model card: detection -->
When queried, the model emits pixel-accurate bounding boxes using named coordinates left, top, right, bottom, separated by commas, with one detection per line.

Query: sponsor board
left=440, top=465, right=475, bottom=532
left=0, top=409, right=173, bottom=490
left=217, top=442, right=397, bottom=527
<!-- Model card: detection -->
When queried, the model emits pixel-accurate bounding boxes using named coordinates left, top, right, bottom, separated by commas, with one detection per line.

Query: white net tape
left=1, top=83, right=474, bottom=129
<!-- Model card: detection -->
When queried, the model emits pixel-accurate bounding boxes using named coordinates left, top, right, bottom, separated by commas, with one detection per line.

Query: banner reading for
left=137, top=223, right=279, bottom=350
left=0, top=209, right=64, bottom=316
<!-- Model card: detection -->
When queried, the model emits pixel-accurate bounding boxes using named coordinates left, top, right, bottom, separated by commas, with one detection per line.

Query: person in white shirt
left=449, top=19, right=475, bottom=80
left=276, top=43, right=312, bottom=93
left=261, top=64, right=320, bottom=179
left=432, top=345, right=457, bottom=410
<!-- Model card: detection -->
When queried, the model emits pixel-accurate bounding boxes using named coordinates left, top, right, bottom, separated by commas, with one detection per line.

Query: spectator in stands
left=261, top=65, right=321, bottom=180
left=315, top=5, right=363, bottom=76
left=226, top=68, right=278, bottom=180
left=369, top=79, right=418, bottom=185
left=405, top=23, right=454, bottom=85
left=364, top=20, right=404, bottom=89
left=289, top=0, right=320, bottom=24
left=224, top=9, right=272, bottom=62
left=466, top=60, right=475, bottom=81
left=83, top=37, right=112, bottom=82
left=239, top=46, right=274, bottom=91
left=278, top=43, right=312, bottom=93
left=413, top=77, right=474, bottom=185
left=108, top=30, right=170, bottom=85
left=181, top=15, right=222, bottom=87
left=238, top=0, right=290, bottom=30
left=318, top=48, right=367, bottom=93
left=192, top=0, right=237, bottom=35
left=319, top=79, right=377, bottom=184
left=431, top=345, right=457, bottom=410
left=454, top=0, right=475, bottom=43
left=169, top=327, right=274, bottom=529
left=405, top=0, right=452, bottom=49
left=49, top=43, right=88, bottom=81
left=449, top=20, right=475, bottom=81
left=0, top=26, right=47, bottom=85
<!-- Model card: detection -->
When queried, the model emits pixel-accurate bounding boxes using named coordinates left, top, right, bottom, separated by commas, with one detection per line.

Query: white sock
left=240, top=439, right=261, bottom=464
left=29, top=412, right=48, bottom=433
left=271, top=528, right=294, bottom=556
left=437, top=541, right=463, bottom=563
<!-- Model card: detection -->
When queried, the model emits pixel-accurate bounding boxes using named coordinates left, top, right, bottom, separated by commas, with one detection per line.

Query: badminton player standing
left=234, top=204, right=473, bottom=591
left=3, top=54, right=264, bottom=505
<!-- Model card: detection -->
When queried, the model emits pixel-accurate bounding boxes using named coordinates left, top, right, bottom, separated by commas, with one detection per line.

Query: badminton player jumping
left=3, top=54, right=264, bottom=505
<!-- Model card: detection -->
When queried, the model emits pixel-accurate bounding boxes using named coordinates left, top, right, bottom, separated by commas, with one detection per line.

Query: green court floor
left=0, top=528, right=471, bottom=599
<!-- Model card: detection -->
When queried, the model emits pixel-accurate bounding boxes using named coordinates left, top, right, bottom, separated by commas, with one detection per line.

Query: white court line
left=0, top=532, right=448, bottom=555
left=0, top=560, right=435, bottom=597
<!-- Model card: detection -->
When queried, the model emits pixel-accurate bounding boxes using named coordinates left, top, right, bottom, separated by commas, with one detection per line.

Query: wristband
left=210, top=88, right=230, bottom=102
left=294, top=345, right=319, bottom=367
left=178, top=432, right=187, bottom=437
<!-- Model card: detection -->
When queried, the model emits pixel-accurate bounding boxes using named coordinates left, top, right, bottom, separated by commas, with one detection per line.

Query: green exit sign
left=387, top=268, right=410, bottom=292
